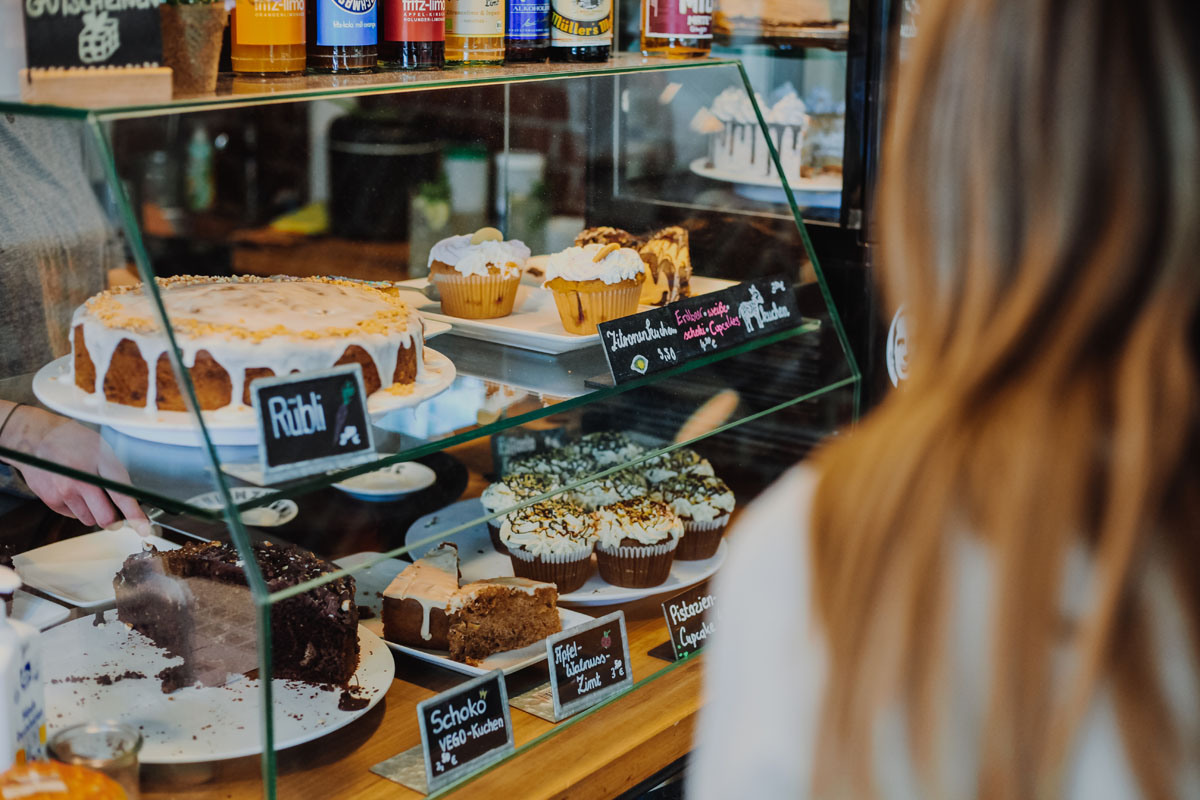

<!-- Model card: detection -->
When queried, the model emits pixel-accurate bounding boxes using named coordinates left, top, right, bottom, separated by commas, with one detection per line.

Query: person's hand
left=0, top=404, right=146, bottom=528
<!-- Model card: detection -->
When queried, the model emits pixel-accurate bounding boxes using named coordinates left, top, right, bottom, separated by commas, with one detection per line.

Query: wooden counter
left=141, top=438, right=710, bottom=800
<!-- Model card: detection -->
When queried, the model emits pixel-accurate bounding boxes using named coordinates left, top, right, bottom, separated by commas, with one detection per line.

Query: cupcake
left=641, top=447, right=715, bottom=484
left=543, top=243, right=646, bottom=335
left=500, top=498, right=597, bottom=593
left=428, top=227, right=530, bottom=319
left=570, top=469, right=648, bottom=512
left=480, top=472, right=560, bottom=554
left=568, top=431, right=648, bottom=467
left=652, top=475, right=734, bottom=560
left=593, top=497, right=683, bottom=589
left=507, top=450, right=597, bottom=484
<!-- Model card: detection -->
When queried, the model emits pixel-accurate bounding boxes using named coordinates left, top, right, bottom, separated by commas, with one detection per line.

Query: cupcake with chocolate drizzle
left=652, top=474, right=734, bottom=560
left=500, top=498, right=597, bottom=593
left=480, top=472, right=561, bottom=554
left=592, top=497, right=683, bottom=588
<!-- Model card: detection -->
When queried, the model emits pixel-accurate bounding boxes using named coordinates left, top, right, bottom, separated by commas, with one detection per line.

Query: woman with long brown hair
left=689, top=0, right=1200, bottom=796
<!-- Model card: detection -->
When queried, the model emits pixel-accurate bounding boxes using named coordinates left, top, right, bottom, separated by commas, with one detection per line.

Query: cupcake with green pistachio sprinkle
left=500, top=498, right=597, bottom=593
left=652, top=474, right=735, bottom=560
left=481, top=473, right=561, bottom=554
left=593, top=497, right=683, bottom=588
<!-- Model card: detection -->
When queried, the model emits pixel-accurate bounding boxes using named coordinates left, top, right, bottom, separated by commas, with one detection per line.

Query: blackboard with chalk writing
left=250, top=364, right=376, bottom=484
left=596, top=275, right=802, bottom=385
left=417, top=670, right=513, bottom=793
left=23, top=0, right=162, bottom=70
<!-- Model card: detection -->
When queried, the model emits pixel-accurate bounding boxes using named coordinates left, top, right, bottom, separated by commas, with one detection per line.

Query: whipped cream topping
left=507, top=451, right=597, bottom=482
left=652, top=475, right=735, bottom=522
left=500, top=499, right=597, bottom=558
left=543, top=244, right=645, bottom=285
left=709, top=86, right=763, bottom=124
left=643, top=448, right=715, bottom=484
left=570, top=470, right=648, bottom=512
left=767, top=91, right=809, bottom=126
left=428, top=234, right=530, bottom=278
left=568, top=431, right=648, bottom=467
left=481, top=472, right=560, bottom=515
left=593, top=497, right=683, bottom=548
left=690, top=106, right=725, bottom=134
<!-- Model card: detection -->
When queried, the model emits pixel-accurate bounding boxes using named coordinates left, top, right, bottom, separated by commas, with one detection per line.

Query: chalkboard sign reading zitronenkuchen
left=416, top=670, right=514, bottom=793
left=596, top=275, right=803, bottom=385
left=23, top=0, right=162, bottom=70
left=250, top=364, right=376, bottom=484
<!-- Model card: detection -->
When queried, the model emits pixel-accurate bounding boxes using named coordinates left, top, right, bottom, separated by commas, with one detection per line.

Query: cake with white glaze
left=71, top=275, right=425, bottom=412
left=382, top=542, right=459, bottom=650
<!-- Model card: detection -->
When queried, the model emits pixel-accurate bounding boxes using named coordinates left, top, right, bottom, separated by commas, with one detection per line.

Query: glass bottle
left=505, top=0, right=549, bottom=62
left=379, top=0, right=446, bottom=69
left=306, top=0, right=378, bottom=72
left=640, top=0, right=711, bottom=58
left=549, top=0, right=610, bottom=62
left=231, top=0, right=307, bottom=74
left=445, top=0, right=505, bottom=65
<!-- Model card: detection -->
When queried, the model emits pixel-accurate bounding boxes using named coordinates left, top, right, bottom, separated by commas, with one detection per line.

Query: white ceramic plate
left=332, top=461, right=438, bottom=502
left=402, top=499, right=727, bottom=606
left=32, top=347, right=457, bottom=447
left=12, top=527, right=181, bottom=609
left=689, top=157, right=843, bottom=192
left=159, top=487, right=298, bottom=527
left=398, top=276, right=738, bottom=355
left=335, top=552, right=592, bottom=676
left=43, top=615, right=393, bottom=763
left=11, top=590, right=70, bottom=631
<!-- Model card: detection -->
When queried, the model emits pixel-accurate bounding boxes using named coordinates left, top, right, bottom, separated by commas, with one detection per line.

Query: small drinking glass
left=49, top=721, right=142, bottom=800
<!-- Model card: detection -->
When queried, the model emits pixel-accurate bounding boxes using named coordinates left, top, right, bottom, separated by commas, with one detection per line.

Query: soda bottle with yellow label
left=232, top=0, right=307, bottom=74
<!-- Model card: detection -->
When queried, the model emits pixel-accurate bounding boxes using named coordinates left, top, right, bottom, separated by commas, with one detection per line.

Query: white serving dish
left=12, top=527, right=180, bottom=609
left=43, top=616, right=393, bottom=763
left=335, top=552, right=593, bottom=676
left=331, top=461, right=438, bottom=502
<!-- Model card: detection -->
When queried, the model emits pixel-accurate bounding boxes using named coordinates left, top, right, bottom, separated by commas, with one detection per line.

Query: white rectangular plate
left=13, top=527, right=180, bottom=609
left=399, top=276, right=738, bottom=355
left=336, top=552, right=593, bottom=676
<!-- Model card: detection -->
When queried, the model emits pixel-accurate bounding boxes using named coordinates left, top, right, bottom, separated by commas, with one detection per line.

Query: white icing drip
left=72, top=280, right=423, bottom=412
left=384, top=545, right=458, bottom=642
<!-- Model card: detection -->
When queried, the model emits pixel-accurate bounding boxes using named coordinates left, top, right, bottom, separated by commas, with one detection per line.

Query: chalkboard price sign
left=417, top=670, right=514, bottom=793
left=660, top=582, right=716, bottom=660
left=596, top=275, right=802, bottom=385
left=23, top=0, right=162, bottom=70
left=250, top=364, right=376, bottom=484
left=547, top=611, right=633, bottom=720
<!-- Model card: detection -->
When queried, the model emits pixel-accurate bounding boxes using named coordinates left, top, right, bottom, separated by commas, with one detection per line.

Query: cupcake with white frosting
left=543, top=242, right=646, bottom=335
left=481, top=472, right=561, bottom=554
left=652, top=475, right=734, bottom=560
left=568, top=431, right=648, bottom=467
left=641, top=447, right=715, bottom=484
left=570, top=469, right=648, bottom=512
left=593, top=497, right=683, bottom=588
left=428, top=227, right=530, bottom=319
left=507, top=450, right=597, bottom=484
left=500, top=498, right=597, bottom=593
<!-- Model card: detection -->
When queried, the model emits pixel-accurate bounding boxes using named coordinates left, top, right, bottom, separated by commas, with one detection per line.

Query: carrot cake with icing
left=382, top=542, right=459, bottom=650
left=70, top=275, right=425, bottom=412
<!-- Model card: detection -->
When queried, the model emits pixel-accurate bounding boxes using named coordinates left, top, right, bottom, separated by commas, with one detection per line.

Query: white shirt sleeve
left=687, top=465, right=827, bottom=800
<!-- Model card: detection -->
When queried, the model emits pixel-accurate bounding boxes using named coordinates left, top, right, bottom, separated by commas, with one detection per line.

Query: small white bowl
left=179, top=487, right=299, bottom=527
left=332, top=461, right=437, bottom=502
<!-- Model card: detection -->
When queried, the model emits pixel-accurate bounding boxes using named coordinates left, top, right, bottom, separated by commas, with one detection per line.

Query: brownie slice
left=114, top=541, right=359, bottom=691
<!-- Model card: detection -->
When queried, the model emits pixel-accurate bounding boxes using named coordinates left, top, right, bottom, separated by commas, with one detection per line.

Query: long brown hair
left=810, top=0, right=1200, bottom=796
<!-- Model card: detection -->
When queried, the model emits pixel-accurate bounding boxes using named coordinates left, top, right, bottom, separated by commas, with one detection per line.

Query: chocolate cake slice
left=114, top=540, right=359, bottom=692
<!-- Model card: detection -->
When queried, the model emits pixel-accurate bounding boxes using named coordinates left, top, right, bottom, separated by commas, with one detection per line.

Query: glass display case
left=0, top=58, right=857, bottom=798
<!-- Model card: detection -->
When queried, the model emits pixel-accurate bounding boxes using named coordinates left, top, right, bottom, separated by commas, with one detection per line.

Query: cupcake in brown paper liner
left=593, top=497, right=684, bottom=589
left=500, top=498, right=597, bottom=593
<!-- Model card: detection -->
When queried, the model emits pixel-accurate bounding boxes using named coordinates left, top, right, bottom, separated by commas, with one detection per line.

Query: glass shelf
left=0, top=54, right=741, bottom=119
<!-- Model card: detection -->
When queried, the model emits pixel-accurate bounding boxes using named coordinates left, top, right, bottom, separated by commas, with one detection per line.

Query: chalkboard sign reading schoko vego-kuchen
left=416, top=670, right=514, bottom=793
left=596, top=275, right=803, bottom=385
left=547, top=611, right=633, bottom=720
left=660, top=582, right=716, bottom=660
left=250, top=364, right=376, bottom=484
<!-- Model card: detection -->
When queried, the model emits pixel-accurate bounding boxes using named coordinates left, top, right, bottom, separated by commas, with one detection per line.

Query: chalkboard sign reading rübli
left=250, top=364, right=376, bottom=484
left=547, top=611, right=633, bottom=720
left=597, top=275, right=802, bottom=384
left=417, top=670, right=514, bottom=793
left=660, top=582, right=716, bottom=660
left=23, top=0, right=162, bottom=70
